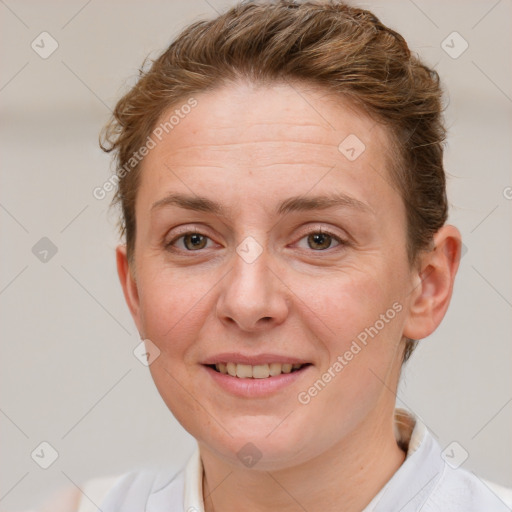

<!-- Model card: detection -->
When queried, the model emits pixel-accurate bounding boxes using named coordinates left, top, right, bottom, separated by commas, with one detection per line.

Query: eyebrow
left=150, top=192, right=373, bottom=217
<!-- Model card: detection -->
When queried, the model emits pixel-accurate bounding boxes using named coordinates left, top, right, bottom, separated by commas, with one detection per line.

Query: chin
left=196, top=417, right=315, bottom=470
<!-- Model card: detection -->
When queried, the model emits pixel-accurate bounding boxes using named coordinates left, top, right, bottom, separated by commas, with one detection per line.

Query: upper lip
left=202, top=353, right=311, bottom=366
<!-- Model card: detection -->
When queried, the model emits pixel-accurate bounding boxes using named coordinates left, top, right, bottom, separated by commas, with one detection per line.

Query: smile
left=208, top=362, right=310, bottom=379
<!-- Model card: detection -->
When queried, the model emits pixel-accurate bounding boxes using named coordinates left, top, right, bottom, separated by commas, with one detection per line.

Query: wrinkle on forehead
left=184, top=84, right=385, bottom=144
left=142, top=79, right=401, bottom=203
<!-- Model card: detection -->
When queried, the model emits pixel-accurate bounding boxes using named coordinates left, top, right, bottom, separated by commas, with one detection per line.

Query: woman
left=34, top=0, right=512, bottom=510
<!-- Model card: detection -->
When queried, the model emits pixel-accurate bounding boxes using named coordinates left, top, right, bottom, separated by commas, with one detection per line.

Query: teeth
left=227, top=362, right=237, bottom=377
left=282, top=363, right=292, bottom=374
left=214, top=362, right=305, bottom=378
left=252, top=364, right=270, bottom=379
left=236, top=364, right=252, bottom=378
left=269, top=362, right=282, bottom=376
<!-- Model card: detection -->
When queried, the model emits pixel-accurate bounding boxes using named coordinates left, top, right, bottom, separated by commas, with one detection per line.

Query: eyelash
left=165, top=227, right=348, bottom=254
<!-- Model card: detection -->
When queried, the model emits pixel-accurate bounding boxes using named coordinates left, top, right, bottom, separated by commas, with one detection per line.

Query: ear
left=116, top=244, right=143, bottom=335
left=403, top=225, right=462, bottom=340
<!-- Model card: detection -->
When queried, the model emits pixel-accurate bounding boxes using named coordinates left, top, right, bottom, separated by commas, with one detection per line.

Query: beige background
left=0, top=0, right=511, bottom=509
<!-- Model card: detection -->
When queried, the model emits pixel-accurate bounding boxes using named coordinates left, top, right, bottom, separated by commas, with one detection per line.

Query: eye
left=296, top=229, right=346, bottom=251
left=167, top=232, right=214, bottom=251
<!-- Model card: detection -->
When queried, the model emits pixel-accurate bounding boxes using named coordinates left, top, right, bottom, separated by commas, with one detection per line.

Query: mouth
left=205, top=362, right=312, bottom=379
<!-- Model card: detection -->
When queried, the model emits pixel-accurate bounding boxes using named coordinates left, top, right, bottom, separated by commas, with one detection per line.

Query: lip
left=202, top=363, right=312, bottom=398
left=201, top=352, right=311, bottom=366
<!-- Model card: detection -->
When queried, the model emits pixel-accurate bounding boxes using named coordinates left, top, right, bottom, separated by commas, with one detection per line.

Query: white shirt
left=74, top=408, right=512, bottom=511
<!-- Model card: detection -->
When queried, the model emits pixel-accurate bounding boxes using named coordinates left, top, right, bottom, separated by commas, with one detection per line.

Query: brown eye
left=295, top=229, right=346, bottom=252
left=182, top=233, right=208, bottom=250
left=307, top=232, right=336, bottom=250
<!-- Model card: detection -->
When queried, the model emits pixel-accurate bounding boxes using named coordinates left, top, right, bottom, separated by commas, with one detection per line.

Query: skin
left=114, top=80, right=461, bottom=512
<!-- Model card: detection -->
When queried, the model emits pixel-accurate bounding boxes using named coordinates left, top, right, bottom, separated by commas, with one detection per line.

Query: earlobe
left=116, top=245, right=142, bottom=334
left=403, top=225, right=462, bottom=341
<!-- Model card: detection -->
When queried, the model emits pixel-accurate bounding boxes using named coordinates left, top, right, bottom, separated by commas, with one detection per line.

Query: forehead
left=138, top=80, right=399, bottom=209
left=155, top=80, right=392, bottom=154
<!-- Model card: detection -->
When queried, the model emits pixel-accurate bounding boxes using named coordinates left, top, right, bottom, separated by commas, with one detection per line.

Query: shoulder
left=32, top=466, right=186, bottom=512
left=393, top=410, right=512, bottom=512
left=31, top=472, right=138, bottom=512
left=31, top=474, right=122, bottom=512
left=423, top=465, right=512, bottom=511
left=481, top=478, right=512, bottom=505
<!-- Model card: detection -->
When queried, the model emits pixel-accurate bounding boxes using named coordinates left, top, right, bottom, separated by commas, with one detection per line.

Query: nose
left=216, top=245, right=289, bottom=332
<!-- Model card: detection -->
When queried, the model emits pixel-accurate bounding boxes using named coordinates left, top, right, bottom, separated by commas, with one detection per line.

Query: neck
left=200, top=408, right=407, bottom=512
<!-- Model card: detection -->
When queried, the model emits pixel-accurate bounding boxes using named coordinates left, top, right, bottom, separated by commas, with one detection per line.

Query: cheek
left=290, top=264, right=406, bottom=404
left=137, top=265, right=213, bottom=356
left=137, top=267, right=214, bottom=431
left=293, top=271, right=405, bottom=424
left=296, top=269, right=395, bottom=344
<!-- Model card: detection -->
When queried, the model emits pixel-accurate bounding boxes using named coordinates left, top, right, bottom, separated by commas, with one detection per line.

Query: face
left=118, top=81, right=430, bottom=470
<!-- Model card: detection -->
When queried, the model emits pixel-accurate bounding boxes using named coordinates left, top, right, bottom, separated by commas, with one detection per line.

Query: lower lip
left=203, top=365, right=311, bottom=398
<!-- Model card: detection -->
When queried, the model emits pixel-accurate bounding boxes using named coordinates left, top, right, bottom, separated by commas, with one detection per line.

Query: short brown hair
left=100, top=0, right=449, bottom=364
